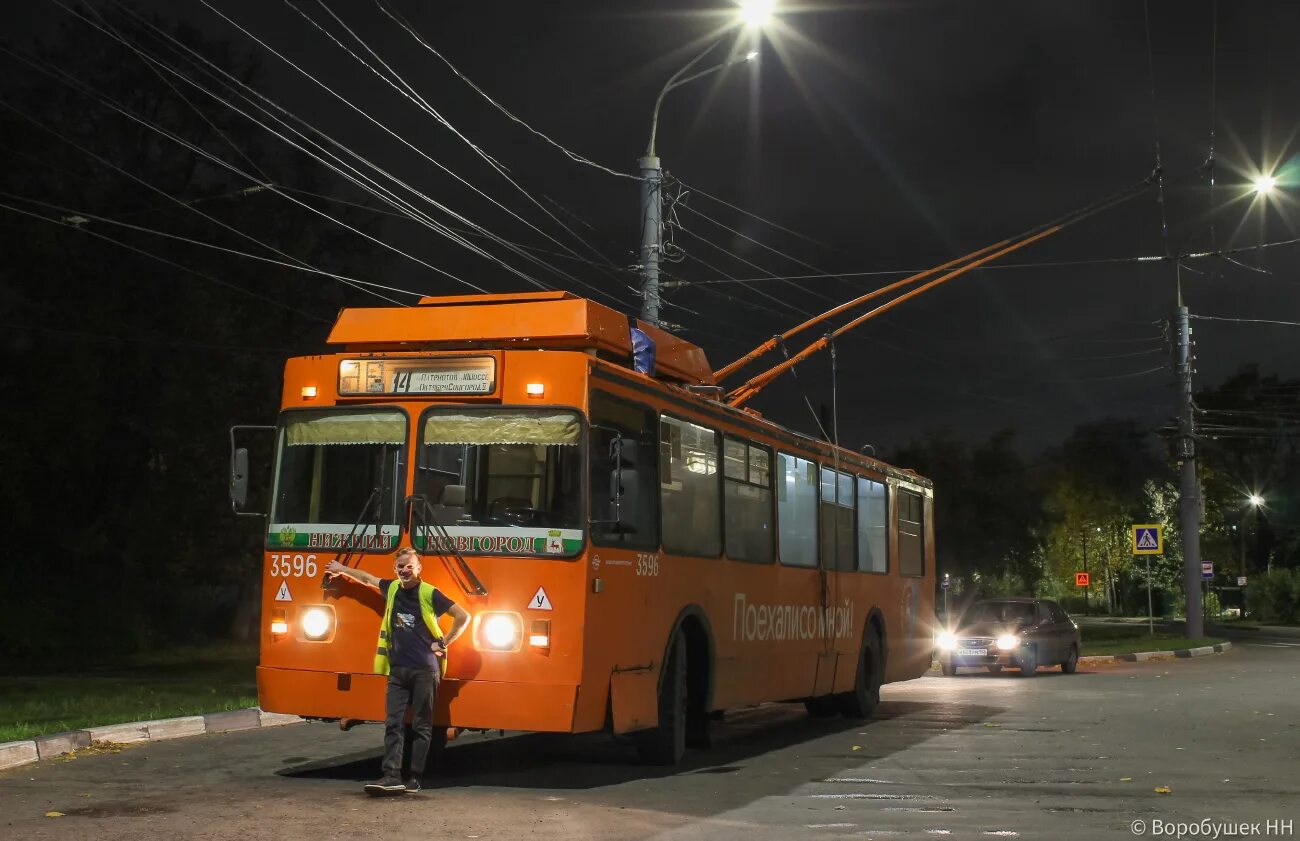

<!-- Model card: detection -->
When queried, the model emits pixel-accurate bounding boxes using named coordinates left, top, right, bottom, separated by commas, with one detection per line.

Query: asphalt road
left=3, top=641, right=1297, bottom=841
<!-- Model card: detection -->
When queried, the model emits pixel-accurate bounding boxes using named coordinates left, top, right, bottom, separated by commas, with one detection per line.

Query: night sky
left=10, top=0, right=1300, bottom=454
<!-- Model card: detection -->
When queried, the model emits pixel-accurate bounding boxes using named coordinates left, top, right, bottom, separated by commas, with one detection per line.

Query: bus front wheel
left=636, top=634, right=687, bottom=765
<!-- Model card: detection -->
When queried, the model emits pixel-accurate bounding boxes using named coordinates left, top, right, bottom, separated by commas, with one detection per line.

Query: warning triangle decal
left=274, top=581, right=292, bottom=602
left=528, top=586, right=553, bottom=611
left=1137, top=530, right=1158, bottom=549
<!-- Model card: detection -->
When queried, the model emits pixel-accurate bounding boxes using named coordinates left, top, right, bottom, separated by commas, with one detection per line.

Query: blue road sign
left=1132, top=525, right=1164, bottom=555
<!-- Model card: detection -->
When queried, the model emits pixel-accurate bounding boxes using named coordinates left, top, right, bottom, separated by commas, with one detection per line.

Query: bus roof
left=326, top=291, right=715, bottom=386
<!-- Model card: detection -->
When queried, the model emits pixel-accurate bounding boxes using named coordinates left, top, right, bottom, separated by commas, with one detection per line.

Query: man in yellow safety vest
left=327, top=547, right=470, bottom=795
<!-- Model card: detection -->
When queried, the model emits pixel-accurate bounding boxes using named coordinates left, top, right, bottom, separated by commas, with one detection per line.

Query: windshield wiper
left=407, top=494, right=488, bottom=597
left=321, top=486, right=380, bottom=588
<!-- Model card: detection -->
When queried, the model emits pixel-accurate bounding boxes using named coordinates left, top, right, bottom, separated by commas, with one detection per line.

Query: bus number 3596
left=270, top=553, right=318, bottom=578
left=635, top=553, right=659, bottom=577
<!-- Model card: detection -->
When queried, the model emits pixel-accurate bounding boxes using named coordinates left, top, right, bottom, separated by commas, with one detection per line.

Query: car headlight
left=936, top=632, right=957, bottom=650
left=476, top=612, right=523, bottom=652
left=301, top=606, right=334, bottom=641
left=996, top=634, right=1020, bottom=651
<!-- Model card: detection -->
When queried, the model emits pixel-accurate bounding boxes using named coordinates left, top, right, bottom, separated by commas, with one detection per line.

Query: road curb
left=0, top=708, right=304, bottom=773
left=1079, top=640, right=1232, bottom=666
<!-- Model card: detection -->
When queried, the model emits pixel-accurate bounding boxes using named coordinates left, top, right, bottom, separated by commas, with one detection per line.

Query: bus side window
left=589, top=392, right=659, bottom=549
left=897, top=488, right=924, bottom=576
left=659, top=416, right=722, bottom=558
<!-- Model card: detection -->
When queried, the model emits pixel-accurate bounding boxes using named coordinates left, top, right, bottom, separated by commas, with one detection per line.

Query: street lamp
left=1252, top=175, right=1277, bottom=196
left=739, top=0, right=775, bottom=28
left=638, top=5, right=773, bottom=326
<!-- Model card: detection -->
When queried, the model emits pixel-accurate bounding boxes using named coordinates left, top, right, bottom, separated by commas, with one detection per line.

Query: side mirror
left=590, top=429, right=640, bottom=535
left=229, top=424, right=274, bottom=518
left=608, top=467, right=641, bottom=534
left=231, top=447, right=250, bottom=512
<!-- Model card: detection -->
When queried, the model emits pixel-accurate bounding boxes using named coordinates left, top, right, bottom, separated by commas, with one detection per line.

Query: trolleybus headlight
left=301, top=606, right=334, bottom=641
left=936, top=632, right=957, bottom=651
left=476, top=612, right=523, bottom=652
left=996, top=634, right=1020, bottom=651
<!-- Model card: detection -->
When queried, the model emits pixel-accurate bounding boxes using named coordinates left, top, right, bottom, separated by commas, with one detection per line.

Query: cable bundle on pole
left=719, top=172, right=1160, bottom=408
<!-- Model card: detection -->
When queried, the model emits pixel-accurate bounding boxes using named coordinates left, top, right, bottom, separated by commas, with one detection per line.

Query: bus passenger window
left=776, top=453, right=817, bottom=567
left=897, top=488, right=925, bottom=576
left=856, top=477, right=888, bottom=573
left=723, top=438, right=773, bottom=564
left=819, top=467, right=855, bottom=571
left=589, top=393, right=658, bottom=549
left=659, top=416, right=722, bottom=557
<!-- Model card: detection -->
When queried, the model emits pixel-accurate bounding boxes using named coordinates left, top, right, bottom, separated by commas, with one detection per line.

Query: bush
left=1245, top=569, right=1300, bottom=623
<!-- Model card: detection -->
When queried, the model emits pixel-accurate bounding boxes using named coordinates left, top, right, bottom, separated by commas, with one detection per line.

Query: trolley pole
left=1175, top=304, right=1204, bottom=639
left=638, top=156, right=663, bottom=326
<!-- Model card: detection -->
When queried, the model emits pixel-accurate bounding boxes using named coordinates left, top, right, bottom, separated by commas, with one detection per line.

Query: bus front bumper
left=257, top=666, right=578, bottom=733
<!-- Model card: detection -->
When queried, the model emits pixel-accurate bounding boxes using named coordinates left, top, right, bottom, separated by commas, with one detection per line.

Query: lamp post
left=638, top=2, right=771, bottom=326
left=1248, top=493, right=1266, bottom=574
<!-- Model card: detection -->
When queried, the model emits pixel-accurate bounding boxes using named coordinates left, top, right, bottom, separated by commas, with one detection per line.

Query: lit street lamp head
left=739, top=0, right=776, bottom=28
left=1248, top=494, right=1265, bottom=507
left=1252, top=174, right=1277, bottom=195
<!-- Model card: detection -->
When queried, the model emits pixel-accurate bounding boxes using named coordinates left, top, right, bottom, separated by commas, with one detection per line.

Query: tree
left=1038, top=419, right=1169, bottom=614
left=0, top=8, right=390, bottom=662
left=889, top=428, right=1045, bottom=600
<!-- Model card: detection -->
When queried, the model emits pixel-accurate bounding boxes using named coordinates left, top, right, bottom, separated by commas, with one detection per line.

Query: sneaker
left=363, top=778, right=406, bottom=796
left=402, top=777, right=422, bottom=793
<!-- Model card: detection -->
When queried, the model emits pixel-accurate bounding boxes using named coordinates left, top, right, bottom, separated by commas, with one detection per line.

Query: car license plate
left=956, top=648, right=987, bottom=656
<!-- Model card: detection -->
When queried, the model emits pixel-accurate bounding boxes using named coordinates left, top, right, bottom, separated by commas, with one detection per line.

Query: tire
left=1061, top=644, right=1079, bottom=674
left=941, top=662, right=957, bottom=677
left=840, top=628, right=883, bottom=718
left=1018, top=647, right=1038, bottom=677
left=804, top=695, right=840, bottom=717
left=636, top=634, right=687, bottom=765
left=986, top=665, right=1002, bottom=675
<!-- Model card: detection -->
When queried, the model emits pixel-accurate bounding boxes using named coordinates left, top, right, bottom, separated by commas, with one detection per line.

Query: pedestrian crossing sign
left=1132, top=524, right=1163, bottom=555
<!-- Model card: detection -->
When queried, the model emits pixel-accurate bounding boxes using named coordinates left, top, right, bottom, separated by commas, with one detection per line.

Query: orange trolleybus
left=230, top=290, right=935, bottom=763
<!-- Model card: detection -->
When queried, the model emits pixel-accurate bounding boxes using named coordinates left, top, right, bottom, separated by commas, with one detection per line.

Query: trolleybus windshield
left=414, top=408, right=583, bottom=557
left=267, top=409, right=407, bottom=551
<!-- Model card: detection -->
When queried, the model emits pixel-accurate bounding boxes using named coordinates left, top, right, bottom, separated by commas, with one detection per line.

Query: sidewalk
left=0, top=709, right=302, bottom=773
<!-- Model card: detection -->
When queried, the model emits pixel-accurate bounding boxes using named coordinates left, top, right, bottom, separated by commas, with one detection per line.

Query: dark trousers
left=381, top=664, right=440, bottom=779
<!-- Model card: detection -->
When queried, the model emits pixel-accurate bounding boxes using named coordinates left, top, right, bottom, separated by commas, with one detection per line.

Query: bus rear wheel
left=636, top=634, right=687, bottom=765
left=839, top=627, right=883, bottom=718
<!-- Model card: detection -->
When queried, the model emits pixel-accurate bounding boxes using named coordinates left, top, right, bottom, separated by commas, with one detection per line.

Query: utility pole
left=1081, top=528, right=1090, bottom=616
left=638, top=155, right=663, bottom=326
left=1175, top=303, right=1204, bottom=638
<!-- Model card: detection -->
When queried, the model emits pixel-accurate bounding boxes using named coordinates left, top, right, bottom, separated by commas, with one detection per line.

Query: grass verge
left=0, top=642, right=257, bottom=743
left=1080, top=625, right=1228, bottom=657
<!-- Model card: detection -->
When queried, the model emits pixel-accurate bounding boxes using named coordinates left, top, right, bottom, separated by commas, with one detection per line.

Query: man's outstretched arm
left=326, top=560, right=382, bottom=590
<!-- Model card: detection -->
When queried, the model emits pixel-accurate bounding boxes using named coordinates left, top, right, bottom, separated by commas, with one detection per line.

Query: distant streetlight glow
left=745, top=50, right=759, bottom=61
left=1252, top=174, right=1277, bottom=195
left=1248, top=494, right=1265, bottom=507
left=739, top=0, right=775, bottom=28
